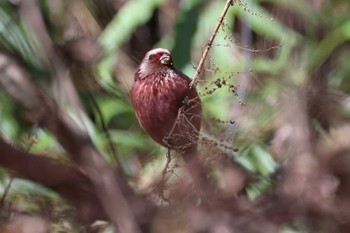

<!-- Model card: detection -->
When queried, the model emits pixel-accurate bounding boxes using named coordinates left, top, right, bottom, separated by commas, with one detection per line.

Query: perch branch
left=189, top=0, right=234, bottom=89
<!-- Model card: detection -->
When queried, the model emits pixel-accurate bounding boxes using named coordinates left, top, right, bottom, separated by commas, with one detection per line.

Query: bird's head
left=143, top=48, right=173, bottom=66
left=138, top=48, right=174, bottom=76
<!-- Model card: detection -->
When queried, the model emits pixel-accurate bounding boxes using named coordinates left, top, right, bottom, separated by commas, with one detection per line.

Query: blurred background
left=0, top=0, right=350, bottom=232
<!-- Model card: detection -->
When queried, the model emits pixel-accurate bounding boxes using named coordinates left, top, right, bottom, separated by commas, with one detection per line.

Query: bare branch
left=0, top=52, right=145, bottom=233
left=189, top=0, right=234, bottom=89
left=0, top=137, right=106, bottom=223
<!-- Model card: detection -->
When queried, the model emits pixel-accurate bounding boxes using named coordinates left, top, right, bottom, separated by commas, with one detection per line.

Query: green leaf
left=172, top=0, right=205, bottom=69
left=97, top=0, right=167, bottom=92
left=0, top=6, right=43, bottom=69
left=235, top=144, right=278, bottom=176
left=308, top=21, right=350, bottom=72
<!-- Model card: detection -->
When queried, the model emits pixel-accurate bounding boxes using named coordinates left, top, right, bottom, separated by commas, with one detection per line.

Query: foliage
left=0, top=0, right=349, bottom=232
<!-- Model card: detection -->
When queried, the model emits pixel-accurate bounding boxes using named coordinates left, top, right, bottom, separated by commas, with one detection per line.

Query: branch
left=0, top=137, right=106, bottom=223
left=189, top=0, right=234, bottom=89
left=19, top=0, right=88, bottom=132
left=0, top=52, right=150, bottom=233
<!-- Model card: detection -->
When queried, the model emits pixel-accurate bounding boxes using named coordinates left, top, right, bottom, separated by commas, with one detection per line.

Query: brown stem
left=0, top=137, right=106, bottom=223
left=0, top=52, right=144, bottom=233
left=189, top=0, right=234, bottom=89
left=159, top=148, right=173, bottom=203
left=0, top=176, right=13, bottom=209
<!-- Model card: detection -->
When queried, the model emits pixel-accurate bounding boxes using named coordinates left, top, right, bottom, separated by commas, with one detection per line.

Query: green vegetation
left=0, top=0, right=349, bottom=232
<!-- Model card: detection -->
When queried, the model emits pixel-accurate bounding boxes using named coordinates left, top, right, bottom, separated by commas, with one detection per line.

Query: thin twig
left=162, top=105, right=186, bottom=148
left=159, top=104, right=185, bottom=201
left=159, top=148, right=173, bottom=203
left=0, top=131, right=37, bottom=210
left=88, top=94, right=120, bottom=167
left=225, top=4, right=252, bottom=141
left=214, top=44, right=281, bottom=52
left=0, top=176, right=13, bottom=209
left=189, top=0, right=234, bottom=89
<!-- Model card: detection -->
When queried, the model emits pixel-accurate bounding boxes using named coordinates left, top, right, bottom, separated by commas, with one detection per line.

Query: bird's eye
left=148, top=54, right=155, bottom=60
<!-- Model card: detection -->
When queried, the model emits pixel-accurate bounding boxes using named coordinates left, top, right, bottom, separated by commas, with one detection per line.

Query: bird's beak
left=160, top=54, right=172, bottom=65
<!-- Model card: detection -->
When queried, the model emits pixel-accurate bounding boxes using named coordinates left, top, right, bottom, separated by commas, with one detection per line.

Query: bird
left=130, top=48, right=202, bottom=155
left=130, top=48, right=207, bottom=191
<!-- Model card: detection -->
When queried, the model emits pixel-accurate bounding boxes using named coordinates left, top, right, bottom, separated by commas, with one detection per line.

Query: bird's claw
left=163, top=136, right=174, bottom=149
